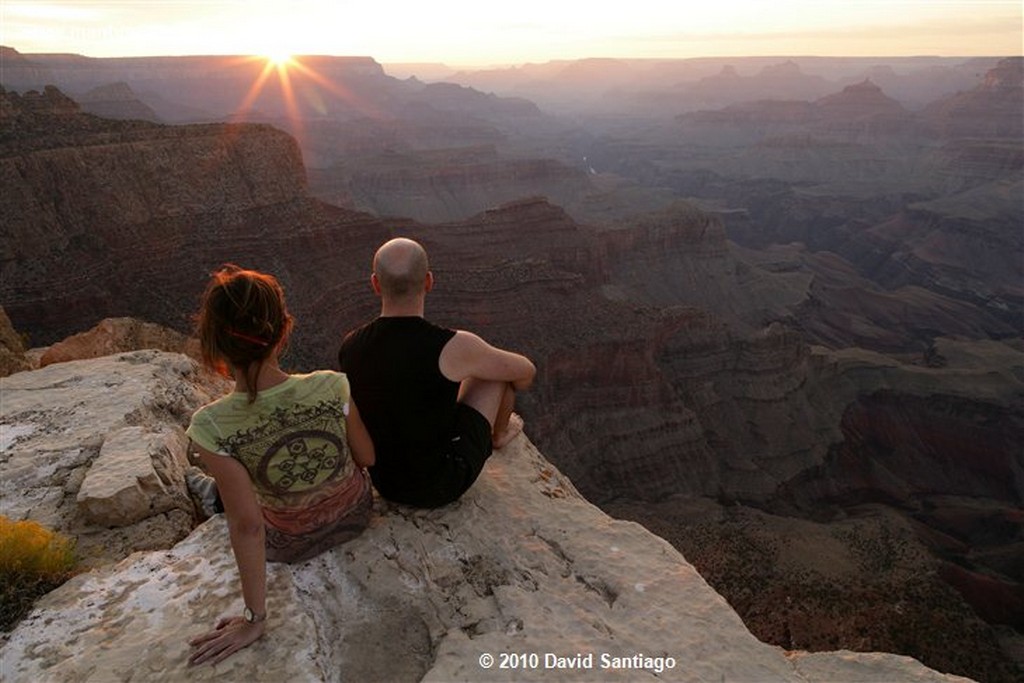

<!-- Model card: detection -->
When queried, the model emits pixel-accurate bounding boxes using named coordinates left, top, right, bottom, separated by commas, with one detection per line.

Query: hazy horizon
left=2, top=1, right=1021, bottom=68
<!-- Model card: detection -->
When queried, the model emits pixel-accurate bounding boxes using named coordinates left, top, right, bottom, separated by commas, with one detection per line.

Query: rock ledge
left=0, top=352, right=973, bottom=682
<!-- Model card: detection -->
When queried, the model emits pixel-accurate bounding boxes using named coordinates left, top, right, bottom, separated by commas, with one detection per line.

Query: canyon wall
left=0, top=86, right=386, bottom=369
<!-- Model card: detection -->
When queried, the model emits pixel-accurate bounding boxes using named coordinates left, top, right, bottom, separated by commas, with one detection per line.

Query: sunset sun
left=264, top=51, right=293, bottom=68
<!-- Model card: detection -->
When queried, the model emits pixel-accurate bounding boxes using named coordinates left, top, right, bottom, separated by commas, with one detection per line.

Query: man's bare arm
left=439, top=330, right=536, bottom=390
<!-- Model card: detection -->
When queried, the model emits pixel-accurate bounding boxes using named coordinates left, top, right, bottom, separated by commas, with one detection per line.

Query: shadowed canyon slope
left=1, top=50, right=1022, bottom=682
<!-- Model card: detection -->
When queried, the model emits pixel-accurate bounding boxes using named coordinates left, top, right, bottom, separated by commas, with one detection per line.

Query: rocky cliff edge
left=0, top=351, right=972, bottom=682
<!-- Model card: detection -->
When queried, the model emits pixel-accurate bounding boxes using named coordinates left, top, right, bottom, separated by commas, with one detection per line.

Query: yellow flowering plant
left=0, top=516, right=77, bottom=631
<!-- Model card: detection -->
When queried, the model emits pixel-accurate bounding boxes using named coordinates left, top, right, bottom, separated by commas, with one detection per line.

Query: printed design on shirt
left=216, top=399, right=353, bottom=497
left=260, top=428, right=344, bottom=494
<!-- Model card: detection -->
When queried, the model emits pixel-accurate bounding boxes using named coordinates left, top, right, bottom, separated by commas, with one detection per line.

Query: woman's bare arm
left=187, top=446, right=266, bottom=666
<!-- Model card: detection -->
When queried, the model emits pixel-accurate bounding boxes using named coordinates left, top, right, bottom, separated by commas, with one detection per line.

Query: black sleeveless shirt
left=338, top=316, right=460, bottom=479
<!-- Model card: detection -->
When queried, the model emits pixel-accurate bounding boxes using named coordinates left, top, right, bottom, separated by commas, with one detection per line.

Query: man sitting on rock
left=338, top=237, right=536, bottom=508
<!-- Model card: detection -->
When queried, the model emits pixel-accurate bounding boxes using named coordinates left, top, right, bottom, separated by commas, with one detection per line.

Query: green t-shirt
left=186, top=371, right=369, bottom=550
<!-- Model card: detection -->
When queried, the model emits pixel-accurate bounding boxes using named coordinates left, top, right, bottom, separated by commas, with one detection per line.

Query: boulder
left=39, top=317, right=200, bottom=367
left=76, top=426, right=192, bottom=527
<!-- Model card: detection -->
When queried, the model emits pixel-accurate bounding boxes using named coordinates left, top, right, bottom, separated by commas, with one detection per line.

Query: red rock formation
left=39, top=317, right=200, bottom=367
left=837, top=184, right=1024, bottom=333
left=831, top=392, right=1022, bottom=503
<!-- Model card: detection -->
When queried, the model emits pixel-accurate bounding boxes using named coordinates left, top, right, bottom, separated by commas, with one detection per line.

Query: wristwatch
left=243, top=606, right=267, bottom=623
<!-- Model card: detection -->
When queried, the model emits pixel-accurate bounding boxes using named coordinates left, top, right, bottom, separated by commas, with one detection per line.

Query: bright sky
left=1, top=0, right=1021, bottom=66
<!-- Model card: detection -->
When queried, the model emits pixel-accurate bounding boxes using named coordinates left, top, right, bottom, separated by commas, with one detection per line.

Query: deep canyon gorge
left=1, top=47, right=1021, bottom=682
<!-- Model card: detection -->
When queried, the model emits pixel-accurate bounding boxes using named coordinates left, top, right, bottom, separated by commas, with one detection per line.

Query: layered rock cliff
left=610, top=337, right=1024, bottom=683
left=678, top=78, right=919, bottom=146
left=835, top=180, right=1024, bottom=330
left=0, top=351, right=972, bottom=683
left=641, top=58, right=1022, bottom=358
left=309, top=147, right=597, bottom=223
left=678, top=58, right=1022, bottom=147
left=0, top=86, right=384, bottom=367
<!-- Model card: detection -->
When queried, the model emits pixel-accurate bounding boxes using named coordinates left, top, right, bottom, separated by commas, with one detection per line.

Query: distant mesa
left=813, top=79, right=914, bottom=134
left=680, top=76, right=928, bottom=138
left=78, top=82, right=160, bottom=122
left=556, top=57, right=636, bottom=85
left=816, top=79, right=904, bottom=109
left=686, top=60, right=834, bottom=107
left=0, top=45, right=34, bottom=64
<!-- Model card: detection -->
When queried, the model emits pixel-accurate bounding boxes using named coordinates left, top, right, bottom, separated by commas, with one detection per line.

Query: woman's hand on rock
left=187, top=615, right=265, bottom=667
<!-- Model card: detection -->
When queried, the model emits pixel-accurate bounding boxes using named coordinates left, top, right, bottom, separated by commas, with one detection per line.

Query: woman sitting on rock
left=184, top=264, right=374, bottom=666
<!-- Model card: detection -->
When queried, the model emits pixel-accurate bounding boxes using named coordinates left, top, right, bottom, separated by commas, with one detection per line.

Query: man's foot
left=492, top=412, right=524, bottom=449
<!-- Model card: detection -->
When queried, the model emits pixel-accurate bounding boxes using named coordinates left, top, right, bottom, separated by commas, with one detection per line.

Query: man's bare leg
left=458, top=378, right=523, bottom=449
left=491, top=382, right=522, bottom=449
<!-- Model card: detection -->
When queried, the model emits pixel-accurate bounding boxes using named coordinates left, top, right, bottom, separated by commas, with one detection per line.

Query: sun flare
left=264, top=51, right=293, bottom=68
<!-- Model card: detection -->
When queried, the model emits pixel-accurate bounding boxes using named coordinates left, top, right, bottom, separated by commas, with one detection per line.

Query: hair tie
left=226, top=328, right=271, bottom=347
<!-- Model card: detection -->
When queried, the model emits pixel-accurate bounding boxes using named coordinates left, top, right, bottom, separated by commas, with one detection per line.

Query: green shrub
left=0, top=515, right=77, bottom=631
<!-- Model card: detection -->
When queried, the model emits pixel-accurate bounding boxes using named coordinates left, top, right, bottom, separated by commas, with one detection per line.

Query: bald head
left=373, top=238, right=430, bottom=301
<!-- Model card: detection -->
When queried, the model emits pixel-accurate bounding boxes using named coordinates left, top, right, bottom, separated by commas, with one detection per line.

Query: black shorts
left=372, top=403, right=493, bottom=508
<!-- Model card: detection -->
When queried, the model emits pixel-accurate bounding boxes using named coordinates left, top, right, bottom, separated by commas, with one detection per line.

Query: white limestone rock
left=1, top=437, right=973, bottom=682
left=76, top=426, right=192, bottom=527
left=0, top=350, right=231, bottom=564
